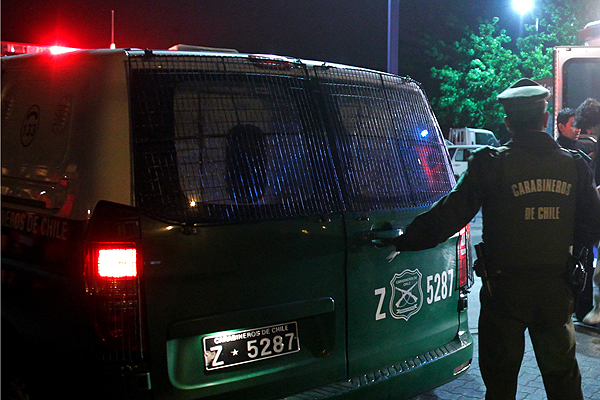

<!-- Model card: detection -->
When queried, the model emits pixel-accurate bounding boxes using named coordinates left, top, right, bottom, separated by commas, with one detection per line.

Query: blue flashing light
left=420, top=129, right=429, bottom=138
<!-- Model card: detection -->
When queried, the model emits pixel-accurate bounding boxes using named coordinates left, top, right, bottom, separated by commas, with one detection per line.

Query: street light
left=512, top=0, right=534, bottom=16
left=512, top=0, right=538, bottom=35
left=388, top=0, right=399, bottom=75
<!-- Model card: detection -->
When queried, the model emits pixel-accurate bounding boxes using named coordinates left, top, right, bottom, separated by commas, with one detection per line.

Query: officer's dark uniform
left=391, top=79, right=600, bottom=400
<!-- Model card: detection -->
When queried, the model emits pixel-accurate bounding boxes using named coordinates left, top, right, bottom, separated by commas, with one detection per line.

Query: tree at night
left=427, top=0, right=600, bottom=142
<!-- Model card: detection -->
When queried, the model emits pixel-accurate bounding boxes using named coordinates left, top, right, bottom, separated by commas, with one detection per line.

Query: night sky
left=0, top=0, right=541, bottom=90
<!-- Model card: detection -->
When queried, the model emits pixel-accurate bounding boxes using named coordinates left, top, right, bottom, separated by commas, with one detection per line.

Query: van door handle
left=363, top=228, right=403, bottom=247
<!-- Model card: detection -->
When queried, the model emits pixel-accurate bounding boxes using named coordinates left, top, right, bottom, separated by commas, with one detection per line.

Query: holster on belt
left=567, top=247, right=588, bottom=294
left=474, top=242, right=494, bottom=297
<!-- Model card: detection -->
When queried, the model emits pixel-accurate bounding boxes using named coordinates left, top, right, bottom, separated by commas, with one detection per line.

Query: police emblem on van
left=20, top=105, right=40, bottom=147
left=389, top=269, right=423, bottom=320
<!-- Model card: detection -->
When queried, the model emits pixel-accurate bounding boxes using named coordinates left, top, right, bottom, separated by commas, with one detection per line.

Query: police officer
left=386, top=78, right=600, bottom=400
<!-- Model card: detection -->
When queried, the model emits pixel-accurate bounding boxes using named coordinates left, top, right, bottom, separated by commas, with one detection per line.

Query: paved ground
left=410, top=216, right=600, bottom=400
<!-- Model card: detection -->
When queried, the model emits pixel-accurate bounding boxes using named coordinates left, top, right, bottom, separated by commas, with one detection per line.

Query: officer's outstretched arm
left=390, top=148, right=490, bottom=253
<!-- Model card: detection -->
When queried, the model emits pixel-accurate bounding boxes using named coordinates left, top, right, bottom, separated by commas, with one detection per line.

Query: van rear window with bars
left=128, top=55, right=454, bottom=224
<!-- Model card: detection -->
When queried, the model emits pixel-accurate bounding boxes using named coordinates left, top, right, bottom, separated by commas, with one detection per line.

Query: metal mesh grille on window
left=313, top=67, right=454, bottom=211
left=128, top=56, right=341, bottom=224
left=128, top=55, right=454, bottom=224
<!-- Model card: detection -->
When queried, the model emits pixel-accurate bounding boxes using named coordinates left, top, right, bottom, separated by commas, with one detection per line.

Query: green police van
left=1, top=47, right=473, bottom=399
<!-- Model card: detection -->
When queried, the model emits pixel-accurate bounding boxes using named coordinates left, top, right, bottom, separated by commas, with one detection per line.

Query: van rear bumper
left=281, top=330, right=473, bottom=400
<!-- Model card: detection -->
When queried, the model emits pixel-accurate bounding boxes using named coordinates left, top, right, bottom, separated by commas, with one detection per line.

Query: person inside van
left=385, top=78, right=600, bottom=399
left=556, top=107, right=580, bottom=150
left=226, top=124, right=267, bottom=204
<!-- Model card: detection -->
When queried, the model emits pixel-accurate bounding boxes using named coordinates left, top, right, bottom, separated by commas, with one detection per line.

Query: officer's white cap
left=497, top=78, right=550, bottom=111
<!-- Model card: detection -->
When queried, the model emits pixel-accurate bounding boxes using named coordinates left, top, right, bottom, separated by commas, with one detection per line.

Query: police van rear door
left=315, top=68, right=464, bottom=379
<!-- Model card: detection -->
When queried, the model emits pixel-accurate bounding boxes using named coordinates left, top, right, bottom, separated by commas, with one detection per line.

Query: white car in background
left=447, top=145, right=488, bottom=180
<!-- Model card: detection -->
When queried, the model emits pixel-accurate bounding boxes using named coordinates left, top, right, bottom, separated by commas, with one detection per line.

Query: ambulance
left=553, top=20, right=600, bottom=135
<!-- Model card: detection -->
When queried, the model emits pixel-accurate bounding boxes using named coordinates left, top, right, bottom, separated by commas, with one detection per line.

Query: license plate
left=203, top=321, right=300, bottom=371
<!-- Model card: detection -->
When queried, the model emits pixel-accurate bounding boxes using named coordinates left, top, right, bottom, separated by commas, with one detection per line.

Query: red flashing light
left=1, top=41, right=80, bottom=56
left=49, top=45, right=79, bottom=55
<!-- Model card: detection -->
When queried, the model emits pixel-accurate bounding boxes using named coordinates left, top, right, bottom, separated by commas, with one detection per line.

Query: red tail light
left=95, top=244, right=138, bottom=279
left=85, top=241, right=144, bottom=361
left=83, top=201, right=145, bottom=362
left=457, top=224, right=473, bottom=288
